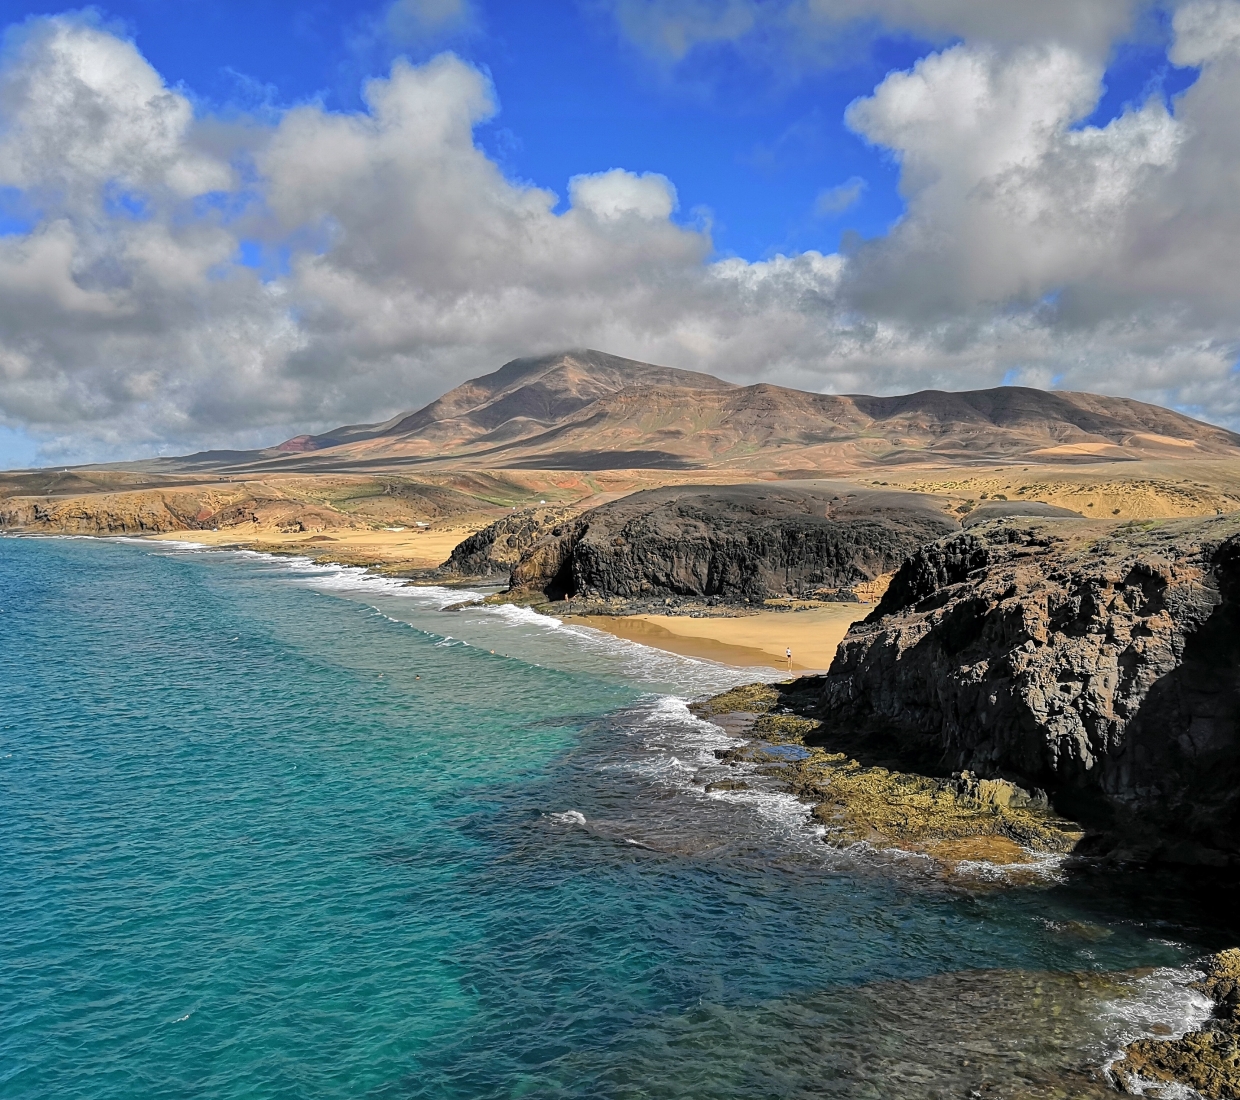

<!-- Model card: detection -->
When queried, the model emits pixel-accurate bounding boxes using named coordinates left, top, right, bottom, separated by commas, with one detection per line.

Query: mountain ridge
left=154, top=349, right=1240, bottom=474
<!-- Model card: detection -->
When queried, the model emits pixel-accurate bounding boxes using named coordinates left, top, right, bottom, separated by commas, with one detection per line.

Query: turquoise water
left=1, top=536, right=1236, bottom=1098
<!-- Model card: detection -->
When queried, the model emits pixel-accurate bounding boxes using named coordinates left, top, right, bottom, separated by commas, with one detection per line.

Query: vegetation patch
left=690, top=682, right=782, bottom=718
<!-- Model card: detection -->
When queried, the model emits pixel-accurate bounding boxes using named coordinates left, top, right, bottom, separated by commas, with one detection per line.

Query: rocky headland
left=439, top=504, right=577, bottom=578
left=775, top=513, right=1240, bottom=865
left=499, top=482, right=959, bottom=611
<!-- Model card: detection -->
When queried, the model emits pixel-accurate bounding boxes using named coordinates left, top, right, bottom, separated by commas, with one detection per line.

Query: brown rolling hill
left=146, top=348, right=1240, bottom=474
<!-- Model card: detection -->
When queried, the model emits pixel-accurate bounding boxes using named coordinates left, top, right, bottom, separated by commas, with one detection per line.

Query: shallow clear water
left=1, top=536, right=1235, bottom=1098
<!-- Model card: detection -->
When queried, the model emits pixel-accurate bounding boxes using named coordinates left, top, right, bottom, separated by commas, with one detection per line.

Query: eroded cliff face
left=0, top=488, right=357, bottom=536
left=507, top=483, right=959, bottom=604
left=1, top=493, right=206, bottom=534
left=440, top=506, right=576, bottom=576
left=819, top=516, right=1240, bottom=861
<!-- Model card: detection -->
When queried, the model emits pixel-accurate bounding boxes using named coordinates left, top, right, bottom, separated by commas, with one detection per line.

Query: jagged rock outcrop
left=818, top=515, right=1240, bottom=862
left=440, top=506, right=575, bottom=576
left=506, top=482, right=959, bottom=604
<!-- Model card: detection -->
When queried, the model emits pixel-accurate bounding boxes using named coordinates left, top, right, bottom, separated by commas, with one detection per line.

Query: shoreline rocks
left=817, top=515, right=1240, bottom=864
left=691, top=680, right=1085, bottom=870
left=1113, top=949, right=1240, bottom=1097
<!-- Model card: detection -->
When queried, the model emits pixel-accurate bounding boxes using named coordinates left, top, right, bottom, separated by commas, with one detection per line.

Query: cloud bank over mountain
left=2, top=3, right=1240, bottom=459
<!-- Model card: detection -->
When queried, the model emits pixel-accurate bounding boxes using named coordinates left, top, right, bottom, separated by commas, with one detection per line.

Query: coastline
left=139, top=525, right=870, bottom=674
left=565, top=604, right=870, bottom=672
left=146, top=524, right=475, bottom=571
left=10, top=534, right=1235, bottom=1100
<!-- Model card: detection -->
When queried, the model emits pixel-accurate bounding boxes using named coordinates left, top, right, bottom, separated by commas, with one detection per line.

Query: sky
left=0, top=0, right=1234, bottom=466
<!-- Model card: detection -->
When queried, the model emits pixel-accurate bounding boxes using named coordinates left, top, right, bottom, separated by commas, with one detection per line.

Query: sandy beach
left=148, top=524, right=478, bottom=570
left=566, top=604, right=871, bottom=672
left=147, top=519, right=868, bottom=670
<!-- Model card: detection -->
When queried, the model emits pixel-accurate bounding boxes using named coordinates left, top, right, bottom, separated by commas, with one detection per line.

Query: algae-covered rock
left=694, top=679, right=1084, bottom=869
left=752, top=712, right=821, bottom=743
left=787, top=755, right=1082, bottom=861
left=689, top=682, right=782, bottom=718
left=1112, top=949, right=1240, bottom=1098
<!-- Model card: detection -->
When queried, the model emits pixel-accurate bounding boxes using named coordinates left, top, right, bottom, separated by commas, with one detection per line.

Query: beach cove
left=566, top=604, right=869, bottom=672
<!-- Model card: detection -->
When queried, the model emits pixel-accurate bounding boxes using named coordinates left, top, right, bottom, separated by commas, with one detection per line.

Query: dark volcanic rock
left=818, top=515, right=1240, bottom=862
left=440, top=506, right=575, bottom=576
left=507, top=482, right=959, bottom=604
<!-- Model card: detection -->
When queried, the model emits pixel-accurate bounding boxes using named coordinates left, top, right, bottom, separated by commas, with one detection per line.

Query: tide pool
left=1, top=536, right=1234, bottom=1098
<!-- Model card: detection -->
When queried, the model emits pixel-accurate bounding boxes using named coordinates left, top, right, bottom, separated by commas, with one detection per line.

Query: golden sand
left=566, top=603, right=870, bottom=672
left=148, top=524, right=478, bottom=570
left=880, top=458, right=1240, bottom=520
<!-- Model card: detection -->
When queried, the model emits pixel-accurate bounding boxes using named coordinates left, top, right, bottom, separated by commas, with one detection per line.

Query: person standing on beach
left=786, top=647, right=793, bottom=672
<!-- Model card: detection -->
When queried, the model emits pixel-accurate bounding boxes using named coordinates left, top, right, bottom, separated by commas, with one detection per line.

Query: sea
left=2, top=534, right=1237, bottom=1099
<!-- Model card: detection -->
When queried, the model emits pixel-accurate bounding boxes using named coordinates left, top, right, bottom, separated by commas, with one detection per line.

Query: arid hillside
left=121, top=349, right=1240, bottom=476
left=7, top=351, right=1240, bottom=565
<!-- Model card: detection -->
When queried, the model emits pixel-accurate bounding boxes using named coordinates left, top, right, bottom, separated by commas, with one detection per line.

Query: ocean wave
left=603, top=693, right=843, bottom=862
left=487, top=602, right=566, bottom=629
left=1100, top=965, right=1215, bottom=1094
left=952, top=851, right=1069, bottom=883
left=132, top=537, right=778, bottom=693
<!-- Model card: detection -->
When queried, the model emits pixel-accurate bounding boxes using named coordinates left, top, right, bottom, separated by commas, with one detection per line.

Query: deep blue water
left=1, top=536, right=1234, bottom=1098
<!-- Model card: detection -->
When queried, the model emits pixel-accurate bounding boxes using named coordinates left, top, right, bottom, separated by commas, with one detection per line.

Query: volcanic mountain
left=159, top=349, right=1240, bottom=474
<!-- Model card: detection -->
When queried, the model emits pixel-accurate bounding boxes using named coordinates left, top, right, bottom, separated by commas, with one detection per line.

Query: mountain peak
left=258, top=351, right=1240, bottom=473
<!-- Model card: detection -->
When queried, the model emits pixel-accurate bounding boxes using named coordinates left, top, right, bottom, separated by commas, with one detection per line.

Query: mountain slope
left=156, top=349, right=1240, bottom=474
left=275, top=349, right=734, bottom=456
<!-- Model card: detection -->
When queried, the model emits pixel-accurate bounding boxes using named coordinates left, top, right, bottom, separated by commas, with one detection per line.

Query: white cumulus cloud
left=569, top=169, right=679, bottom=221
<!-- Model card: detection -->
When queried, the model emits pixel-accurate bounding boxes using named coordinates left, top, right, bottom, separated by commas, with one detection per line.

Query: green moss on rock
left=690, top=683, right=783, bottom=718
left=696, top=678, right=1084, bottom=868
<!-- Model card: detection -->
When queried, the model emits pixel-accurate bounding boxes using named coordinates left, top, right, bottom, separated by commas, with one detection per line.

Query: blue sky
left=5, top=0, right=911, bottom=259
left=0, top=0, right=1237, bottom=466
left=0, top=0, right=1192, bottom=260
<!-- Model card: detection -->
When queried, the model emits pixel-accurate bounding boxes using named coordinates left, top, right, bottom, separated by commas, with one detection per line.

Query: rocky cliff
left=0, top=473, right=491, bottom=538
left=817, top=514, right=1240, bottom=863
left=506, top=482, right=959, bottom=605
left=0, top=486, right=360, bottom=536
left=440, top=505, right=576, bottom=577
